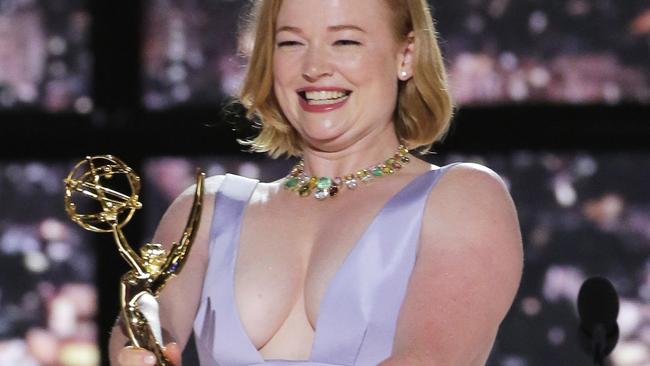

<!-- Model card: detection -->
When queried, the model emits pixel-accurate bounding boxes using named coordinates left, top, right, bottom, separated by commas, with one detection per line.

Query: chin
left=302, top=131, right=344, bottom=147
left=296, top=116, right=345, bottom=140
left=300, top=128, right=348, bottom=149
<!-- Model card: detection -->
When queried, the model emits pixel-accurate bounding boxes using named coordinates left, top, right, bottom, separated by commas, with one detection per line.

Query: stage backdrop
left=1, top=0, right=649, bottom=365
left=141, top=0, right=650, bottom=109
left=0, top=161, right=98, bottom=366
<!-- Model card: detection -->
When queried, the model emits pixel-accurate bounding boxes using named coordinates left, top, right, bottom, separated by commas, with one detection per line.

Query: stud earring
left=401, top=71, right=408, bottom=78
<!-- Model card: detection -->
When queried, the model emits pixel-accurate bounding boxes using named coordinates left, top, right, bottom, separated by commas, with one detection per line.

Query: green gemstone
left=372, top=167, right=383, bottom=176
left=316, top=177, right=332, bottom=190
left=285, top=177, right=299, bottom=188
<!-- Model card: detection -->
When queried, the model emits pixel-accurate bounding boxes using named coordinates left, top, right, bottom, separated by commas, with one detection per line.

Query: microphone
left=577, top=276, right=620, bottom=366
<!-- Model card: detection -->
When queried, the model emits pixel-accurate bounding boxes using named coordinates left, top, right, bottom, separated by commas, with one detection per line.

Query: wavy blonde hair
left=239, top=0, right=453, bottom=158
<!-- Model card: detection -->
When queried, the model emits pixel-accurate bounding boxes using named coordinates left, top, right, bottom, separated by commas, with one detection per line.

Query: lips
left=296, top=87, right=352, bottom=113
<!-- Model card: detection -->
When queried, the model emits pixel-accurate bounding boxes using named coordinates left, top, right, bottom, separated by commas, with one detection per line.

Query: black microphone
left=577, top=276, right=620, bottom=366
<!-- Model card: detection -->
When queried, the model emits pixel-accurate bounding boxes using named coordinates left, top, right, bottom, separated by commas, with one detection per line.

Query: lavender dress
left=193, top=165, right=455, bottom=366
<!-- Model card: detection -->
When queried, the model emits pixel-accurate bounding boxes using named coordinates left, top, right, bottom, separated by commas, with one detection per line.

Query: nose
left=302, top=44, right=333, bottom=81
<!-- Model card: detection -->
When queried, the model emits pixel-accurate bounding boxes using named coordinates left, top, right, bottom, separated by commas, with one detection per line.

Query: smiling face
left=273, top=0, right=409, bottom=151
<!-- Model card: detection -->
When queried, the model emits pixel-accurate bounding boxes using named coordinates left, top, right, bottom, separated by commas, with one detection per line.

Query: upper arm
left=153, top=175, right=224, bottom=349
left=390, top=164, right=523, bottom=365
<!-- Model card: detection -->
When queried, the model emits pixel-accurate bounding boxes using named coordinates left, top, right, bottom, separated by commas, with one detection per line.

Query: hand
left=116, top=342, right=182, bottom=366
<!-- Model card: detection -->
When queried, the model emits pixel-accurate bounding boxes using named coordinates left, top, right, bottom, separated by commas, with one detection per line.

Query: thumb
left=163, top=342, right=182, bottom=366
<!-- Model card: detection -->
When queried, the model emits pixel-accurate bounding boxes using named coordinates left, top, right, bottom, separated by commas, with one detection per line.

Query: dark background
left=0, top=0, right=649, bottom=365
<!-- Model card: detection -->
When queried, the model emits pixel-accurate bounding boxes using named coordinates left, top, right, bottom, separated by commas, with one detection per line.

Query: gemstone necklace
left=283, top=145, right=410, bottom=200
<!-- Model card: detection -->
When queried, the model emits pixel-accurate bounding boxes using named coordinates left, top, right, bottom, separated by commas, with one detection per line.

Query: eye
left=277, top=40, right=303, bottom=48
left=334, top=39, right=361, bottom=46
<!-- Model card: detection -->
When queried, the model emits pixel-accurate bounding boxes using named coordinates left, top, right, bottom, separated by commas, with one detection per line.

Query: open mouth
left=298, top=90, right=352, bottom=105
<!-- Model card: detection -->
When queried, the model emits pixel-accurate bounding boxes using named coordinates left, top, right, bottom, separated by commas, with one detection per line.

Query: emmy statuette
left=64, top=155, right=205, bottom=366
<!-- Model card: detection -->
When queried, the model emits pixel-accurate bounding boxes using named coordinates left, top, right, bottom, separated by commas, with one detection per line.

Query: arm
left=381, top=164, right=523, bottom=365
left=109, top=175, right=224, bottom=365
left=112, top=226, right=147, bottom=277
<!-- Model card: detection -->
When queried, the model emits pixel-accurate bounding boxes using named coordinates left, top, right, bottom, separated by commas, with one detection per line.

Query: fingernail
left=144, top=355, right=156, bottom=365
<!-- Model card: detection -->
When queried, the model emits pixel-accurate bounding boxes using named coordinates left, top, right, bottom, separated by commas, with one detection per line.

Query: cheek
left=272, top=55, right=295, bottom=107
left=345, top=52, right=398, bottom=100
left=272, top=55, right=288, bottom=91
left=341, top=43, right=397, bottom=83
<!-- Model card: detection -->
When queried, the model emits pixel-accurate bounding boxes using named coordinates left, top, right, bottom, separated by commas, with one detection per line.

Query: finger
left=163, top=342, right=182, bottom=366
left=117, top=346, right=157, bottom=366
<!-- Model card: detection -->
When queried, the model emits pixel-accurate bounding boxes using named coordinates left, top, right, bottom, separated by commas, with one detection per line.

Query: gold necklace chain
left=283, top=145, right=410, bottom=200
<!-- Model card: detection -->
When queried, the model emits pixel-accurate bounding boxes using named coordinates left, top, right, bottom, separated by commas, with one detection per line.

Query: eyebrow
left=327, top=24, right=366, bottom=33
left=275, top=24, right=367, bottom=34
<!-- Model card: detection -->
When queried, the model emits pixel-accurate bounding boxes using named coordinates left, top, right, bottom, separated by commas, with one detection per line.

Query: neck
left=299, top=124, right=402, bottom=178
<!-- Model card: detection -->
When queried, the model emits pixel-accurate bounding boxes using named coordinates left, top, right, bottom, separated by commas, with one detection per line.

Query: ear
left=397, top=31, right=415, bottom=81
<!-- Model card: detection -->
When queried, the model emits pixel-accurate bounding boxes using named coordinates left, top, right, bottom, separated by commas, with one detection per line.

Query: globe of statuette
left=64, top=155, right=142, bottom=233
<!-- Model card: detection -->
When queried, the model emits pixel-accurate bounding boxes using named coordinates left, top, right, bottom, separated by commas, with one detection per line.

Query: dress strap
left=206, top=174, right=259, bottom=254
left=193, top=174, right=262, bottom=366
left=311, top=164, right=458, bottom=365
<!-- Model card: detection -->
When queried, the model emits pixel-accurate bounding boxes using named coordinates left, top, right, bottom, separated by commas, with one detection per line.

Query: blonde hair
left=239, top=0, right=453, bottom=158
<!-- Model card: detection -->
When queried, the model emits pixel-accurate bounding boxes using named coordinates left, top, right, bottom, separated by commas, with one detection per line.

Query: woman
left=111, top=0, right=523, bottom=365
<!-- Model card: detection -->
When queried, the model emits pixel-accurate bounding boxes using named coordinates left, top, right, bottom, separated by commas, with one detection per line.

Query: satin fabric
left=193, top=165, right=455, bottom=366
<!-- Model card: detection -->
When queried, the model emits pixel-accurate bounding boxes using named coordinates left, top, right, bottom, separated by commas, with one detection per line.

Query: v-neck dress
left=193, top=165, right=456, bottom=366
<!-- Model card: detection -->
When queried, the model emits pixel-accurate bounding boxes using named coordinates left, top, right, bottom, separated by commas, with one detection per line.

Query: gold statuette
left=64, top=155, right=205, bottom=366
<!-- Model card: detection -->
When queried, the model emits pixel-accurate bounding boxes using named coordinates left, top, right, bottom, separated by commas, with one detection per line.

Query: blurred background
left=0, top=0, right=649, bottom=365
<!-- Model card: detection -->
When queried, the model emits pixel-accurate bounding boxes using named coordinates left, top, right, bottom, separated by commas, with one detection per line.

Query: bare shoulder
left=154, top=174, right=225, bottom=243
left=423, top=161, right=521, bottom=272
left=151, top=175, right=225, bottom=347
left=152, top=172, right=226, bottom=265
left=433, top=162, right=510, bottom=202
left=420, top=161, right=522, bottom=315
left=389, top=163, right=522, bottom=364
left=167, top=174, right=225, bottom=208
left=425, top=162, right=517, bottom=233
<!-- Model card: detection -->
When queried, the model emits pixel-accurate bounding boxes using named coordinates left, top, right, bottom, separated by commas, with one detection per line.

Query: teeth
left=308, top=94, right=349, bottom=105
left=305, top=90, right=347, bottom=101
